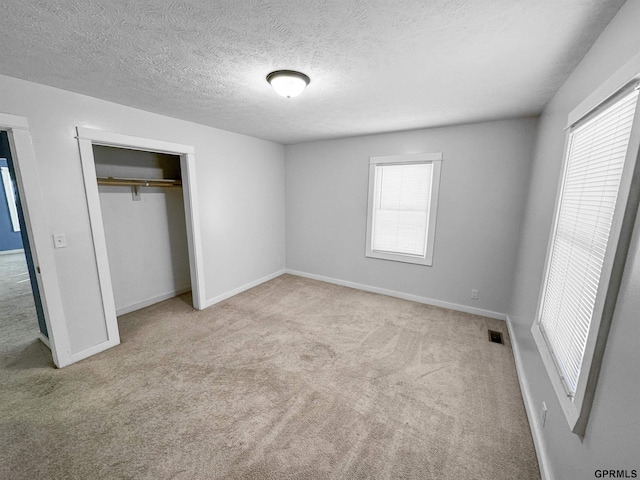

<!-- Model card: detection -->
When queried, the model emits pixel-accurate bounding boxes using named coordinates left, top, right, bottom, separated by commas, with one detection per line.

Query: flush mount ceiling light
left=266, top=70, right=310, bottom=98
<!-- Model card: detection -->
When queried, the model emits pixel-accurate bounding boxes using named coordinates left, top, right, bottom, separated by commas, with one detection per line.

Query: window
left=365, top=152, right=442, bottom=266
left=532, top=82, right=640, bottom=435
left=1, top=164, right=21, bottom=232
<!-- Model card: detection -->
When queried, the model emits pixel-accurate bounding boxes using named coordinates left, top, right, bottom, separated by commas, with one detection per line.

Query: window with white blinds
left=366, top=153, right=442, bottom=266
left=538, top=86, right=639, bottom=400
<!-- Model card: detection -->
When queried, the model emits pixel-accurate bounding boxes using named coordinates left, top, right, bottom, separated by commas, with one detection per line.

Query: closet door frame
left=76, top=127, right=206, bottom=348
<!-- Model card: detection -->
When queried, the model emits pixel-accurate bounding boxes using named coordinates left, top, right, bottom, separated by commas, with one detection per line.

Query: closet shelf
left=96, top=177, right=182, bottom=188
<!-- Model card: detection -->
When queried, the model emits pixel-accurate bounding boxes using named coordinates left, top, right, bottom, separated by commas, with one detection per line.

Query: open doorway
left=0, top=130, right=50, bottom=363
left=0, top=113, right=68, bottom=367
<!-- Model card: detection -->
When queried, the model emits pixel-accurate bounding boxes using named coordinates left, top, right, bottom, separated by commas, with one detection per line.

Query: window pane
left=539, top=88, right=638, bottom=395
left=372, top=163, right=432, bottom=256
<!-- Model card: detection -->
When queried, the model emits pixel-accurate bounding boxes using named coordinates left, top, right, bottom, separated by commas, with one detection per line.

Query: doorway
left=0, top=130, right=49, bottom=357
left=0, top=113, right=69, bottom=367
left=0, top=121, right=67, bottom=368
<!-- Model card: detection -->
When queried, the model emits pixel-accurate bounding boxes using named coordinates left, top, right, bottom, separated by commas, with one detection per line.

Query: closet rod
left=96, top=177, right=182, bottom=188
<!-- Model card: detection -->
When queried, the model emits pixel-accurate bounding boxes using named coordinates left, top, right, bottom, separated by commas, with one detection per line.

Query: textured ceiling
left=0, top=0, right=626, bottom=144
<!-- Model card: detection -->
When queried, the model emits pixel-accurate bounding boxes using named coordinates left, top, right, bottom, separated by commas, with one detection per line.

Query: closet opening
left=93, top=146, right=191, bottom=316
left=77, top=128, right=205, bottom=357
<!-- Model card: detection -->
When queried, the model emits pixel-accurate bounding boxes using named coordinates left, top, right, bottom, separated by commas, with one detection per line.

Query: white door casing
left=0, top=112, right=70, bottom=367
left=75, top=127, right=206, bottom=362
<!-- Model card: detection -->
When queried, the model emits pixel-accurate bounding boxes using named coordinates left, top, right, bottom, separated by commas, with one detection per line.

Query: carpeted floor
left=0, top=251, right=40, bottom=356
left=0, top=274, right=540, bottom=479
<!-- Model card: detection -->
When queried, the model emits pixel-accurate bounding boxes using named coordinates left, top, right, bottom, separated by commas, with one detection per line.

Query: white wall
left=0, top=74, right=285, bottom=358
left=285, top=118, right=538, bottom=317
left=93, top=146, right=191, bottom=315
left=508, top=1, right=640, bottom=477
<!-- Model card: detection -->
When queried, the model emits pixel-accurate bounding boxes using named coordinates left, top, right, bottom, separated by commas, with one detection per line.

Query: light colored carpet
left=0, top=252, right=40, bottom=356
left=0, top=274, right=540, bottom=479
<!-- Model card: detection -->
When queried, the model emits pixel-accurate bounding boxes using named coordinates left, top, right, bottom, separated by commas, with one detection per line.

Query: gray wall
left=286, top=118, right=538, bottom=316
left=93, top=146, right=191, bottom=314
left=0, top=74, right=286, bottom=356
left=507, top=0, right=640, bottom=477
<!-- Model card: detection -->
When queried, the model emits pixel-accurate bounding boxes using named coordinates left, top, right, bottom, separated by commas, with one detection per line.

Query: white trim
left=1, top=113, right=71, bottom=368
left=116, top=287, right=191, bottom=316
left=369, top=152, right=443, bottom=165
left=69, top=338, right=120, bottom=364
left=180, top=152, right=206, bottom=309
left=76, top=127, right=206, bottom=362
left=286, top=269, right=506, bottom=320
left=567, top=51, right=640, bottom=128
left=1, top=166, right=20, bottom=231
left=38, top=332, right=51, bottom=350
left=0, top=113, right=29, bottom=130
left=76, top=127, right=195, bottom=155
left=0, top=248, right=24, bottom=255
left=531, top=323, right=580, bottom=428
left=77, top=135, right=120, bottom=348
left=506, top=316, right=552, bottom=480
left=205, top=269, right=286, bottom=308
left=425, top=160, right=441, bottom=264
left=365, top=153, right=443, bottom=266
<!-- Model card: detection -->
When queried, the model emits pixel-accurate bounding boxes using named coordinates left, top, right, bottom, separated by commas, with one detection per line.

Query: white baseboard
left=116, top=287, right=192, bottom=316
left=38, top=332, right=51, bottom=349
left=285, top=269, right=507, bottom=321
left=0, top=248, right=24, bottom=256
left=205, top=269, right=286, bottom=308
left=63, top=337, right=120, bottom=367
left=506, top=315, right=552, bottom=480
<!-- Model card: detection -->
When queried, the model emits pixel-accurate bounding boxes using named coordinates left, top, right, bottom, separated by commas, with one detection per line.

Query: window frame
left=531, top=79, right=640, bottom=436
left=365, top=152, right=443, bottom=266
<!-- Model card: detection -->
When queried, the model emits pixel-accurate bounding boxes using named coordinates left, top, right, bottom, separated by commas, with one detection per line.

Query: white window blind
left=371, top=163, right=433, bottom=257
left=539, top=87, right=639, bottom=397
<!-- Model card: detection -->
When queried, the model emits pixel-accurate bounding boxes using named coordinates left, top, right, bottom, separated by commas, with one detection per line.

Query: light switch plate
left=53, top=233, right=67, bottom=249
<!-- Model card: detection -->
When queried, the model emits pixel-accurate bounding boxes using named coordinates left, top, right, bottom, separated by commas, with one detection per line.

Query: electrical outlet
left=471, top=289, right=479, bottom=300
left=541, top=402, right=548, bottom=427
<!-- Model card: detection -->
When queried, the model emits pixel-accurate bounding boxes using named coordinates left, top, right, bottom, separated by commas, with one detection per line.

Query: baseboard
left=285, top=269, right=506, bottom=321
left=63, top=337, right=120, bottom=367
left=116, top=287, right=192, bottom=316
left=38, top=332, right=51, bottom=350
left=205, top=269, right=286, bottom=308
left=506, top=315, right=552, bottom=480
left=0, top=248, right=24, bottom=256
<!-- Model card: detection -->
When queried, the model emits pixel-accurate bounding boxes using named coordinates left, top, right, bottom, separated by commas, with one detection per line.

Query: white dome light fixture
left=266, top=70, right=310, bottom=98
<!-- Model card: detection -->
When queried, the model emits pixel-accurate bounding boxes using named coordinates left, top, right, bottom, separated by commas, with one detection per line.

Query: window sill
left=365, top=250, right=433, bottom=266
left=531, top=322, right=585, bottom=435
